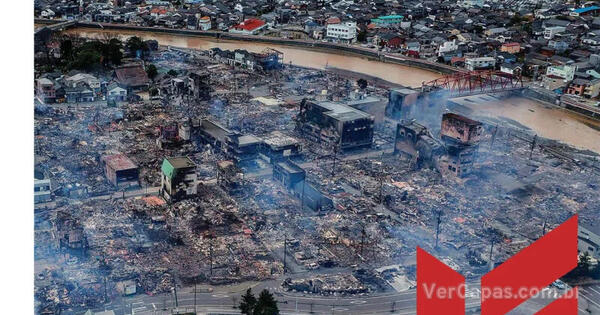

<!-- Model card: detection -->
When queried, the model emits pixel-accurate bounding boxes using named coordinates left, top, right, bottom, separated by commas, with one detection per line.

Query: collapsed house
left=216, top=160, right=244, bottom=193
left=198, top=119, right=301, bottom=165
left=394, top=120, right=444, bottom=168
left=394, top=113, right=483, bottom=177
left=298, top=100, right=374, bottom=150
left=272, top=160, right=333, bottom=211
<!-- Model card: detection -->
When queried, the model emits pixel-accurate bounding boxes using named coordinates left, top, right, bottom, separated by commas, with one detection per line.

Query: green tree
left=146, top=64, right=158, bottom=81
left=357, top=29, right=367, bottom=42
left=167, top=69, right=178, bottom=76
left=253, top=289, right=279, bottom=315
left=60, top=39, right=73, bottom=62
left=239, top=288, right=257, bottom=315
left=107, top=38, right=123, bottom=65
left=126, top=36, right=148, bottom=56
left=72, top=49, right=102, bottom=71
left=357, top=78, right=368, bottom=89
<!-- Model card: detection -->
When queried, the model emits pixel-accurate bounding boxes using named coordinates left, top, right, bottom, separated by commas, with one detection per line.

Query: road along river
left=59, top=27, right=600, bottom=153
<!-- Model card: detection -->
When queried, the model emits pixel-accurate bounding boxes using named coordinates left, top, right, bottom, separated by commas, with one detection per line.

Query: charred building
left=217, top=160, right=244, bottom=193
left=438, top=113, right=483, bottom=178
left=439, top=145, right=478, bottom=177
left=441, top=113, right=483, bottom=146
left=225, top=133, right=262, bottom=165
left=188, top=71, right=211, bottom=100
left=346, top=95, right=387, bottom=125
left=394, top=120, right=444, bottom=169
left=385, top=88, right=420, bottom=120
left=260, top=131, right=302, bottom=163
left=198, top=119, right=233, bottom=150
left=273, top=160, right=305, bottom=189
left=298, top=100, right=374, bottom=150
left=101, top=154, right=140, bottom=189
left=156, top=124, right=180, bottom=149
left=160, top=156, right=198, bottom=201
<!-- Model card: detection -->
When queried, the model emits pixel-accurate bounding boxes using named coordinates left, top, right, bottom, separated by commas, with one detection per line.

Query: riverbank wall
left=35, top=18, right=460, bottom=75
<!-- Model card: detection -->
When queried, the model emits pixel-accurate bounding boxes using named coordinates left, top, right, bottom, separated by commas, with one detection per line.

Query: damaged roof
left=114, top=65, right=150, bottom=87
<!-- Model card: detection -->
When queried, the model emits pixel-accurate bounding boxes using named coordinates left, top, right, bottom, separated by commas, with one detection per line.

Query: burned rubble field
left=34, top=48, right=600, bottom=312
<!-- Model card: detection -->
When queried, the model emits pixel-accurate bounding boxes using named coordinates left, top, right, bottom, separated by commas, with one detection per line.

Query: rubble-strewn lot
left=34, top=46, right=600, bottom=314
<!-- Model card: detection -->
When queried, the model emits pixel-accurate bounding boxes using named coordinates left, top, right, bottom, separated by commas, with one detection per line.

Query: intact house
left=114, top=64, right=150, bottom=91
left=229, top=18, right=266, bottom=35
left=546, top=64, right=576, bottom=81
left=566, top=78, right=600, bottom=98
left=36, top=78, right=56, bottom=104
left=579, top=223, right=600, bottom=259
left=500, top=63, right=523, bottom=76
left=64, top=73, right=101, bottom=95
left=465, top=57, right=496, bottom=71
left=65, top=86, right=95, bottom=103
left=106, top=83, right=128, bottom=101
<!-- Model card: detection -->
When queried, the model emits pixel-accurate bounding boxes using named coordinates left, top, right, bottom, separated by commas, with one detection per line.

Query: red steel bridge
left=421, top=70, right=524, bottom=98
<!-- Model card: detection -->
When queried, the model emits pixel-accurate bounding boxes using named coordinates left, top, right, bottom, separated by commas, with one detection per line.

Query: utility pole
left=542, top=219, right=547, bottom=236
left=332, top=145, right=338, bottom=177
left=194, top=282, right=197, bottom=312
left=378, top=173, right=384, bottom=204
left=283, top=235, right=288, bottom=274
left=209, top=241, right=214, bottom=276
left=490, top=125, right=498, bottom=149
left=529, top=134, right=537, bottom=159
left=301, top=180, right=305, bottom=210
left=488, top=239, right=495, bottom=272
left=360, top=226, right=366, bottom=257
left=173, top=274, right=179, bottom=308
left=103, top=276, right=108, bottom=303
left=435, top=210, right=443, bottom=248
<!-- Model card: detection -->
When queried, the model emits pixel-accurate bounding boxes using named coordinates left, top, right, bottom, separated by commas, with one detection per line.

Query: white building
left=543, top=26, right=566, bottom=40
left=107, top=84, right=127, bottom=101
left=65, top=73, right=101, bottom=92
left=326, top=21, right=357, bottom=42
left=198, top=16, right=211, bottom=31
left=546, top=65, right=576, bottom=81
left=438, top=40, right=458, bottom=56
left=579, top=224, right=600, bottom=259
left=34, top=178, right=52, bottom=203
left=465, top=57, right=496, bottom=71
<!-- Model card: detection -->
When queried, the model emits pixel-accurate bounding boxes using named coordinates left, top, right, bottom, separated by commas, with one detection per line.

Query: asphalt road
left=77, top=280, right=481, bottom=315
left=75, top=281, right=600, bottom=315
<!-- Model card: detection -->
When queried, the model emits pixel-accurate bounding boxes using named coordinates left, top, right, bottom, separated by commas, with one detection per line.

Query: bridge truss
left=421, top=70, right=523, bottom=97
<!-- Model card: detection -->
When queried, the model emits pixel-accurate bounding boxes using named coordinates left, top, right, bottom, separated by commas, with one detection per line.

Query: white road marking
left=580, top=292, right=600, bottom=308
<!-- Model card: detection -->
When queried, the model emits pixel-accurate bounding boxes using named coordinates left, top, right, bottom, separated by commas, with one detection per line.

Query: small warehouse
left=101, top=154, right=139, bottom=189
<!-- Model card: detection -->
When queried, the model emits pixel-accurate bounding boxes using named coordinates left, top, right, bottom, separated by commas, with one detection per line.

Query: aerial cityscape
left=33, top=0, right=600, bottom=314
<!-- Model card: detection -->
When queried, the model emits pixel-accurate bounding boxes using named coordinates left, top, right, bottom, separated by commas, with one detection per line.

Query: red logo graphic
left=417, top=215, right=578, bottom=314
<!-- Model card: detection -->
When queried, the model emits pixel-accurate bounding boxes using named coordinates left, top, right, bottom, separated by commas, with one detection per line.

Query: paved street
left=70, top=281, right=600, bottom=315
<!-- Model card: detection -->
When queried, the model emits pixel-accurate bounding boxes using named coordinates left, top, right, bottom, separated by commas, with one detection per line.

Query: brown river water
left=58, top=27, right=600, bottom=153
